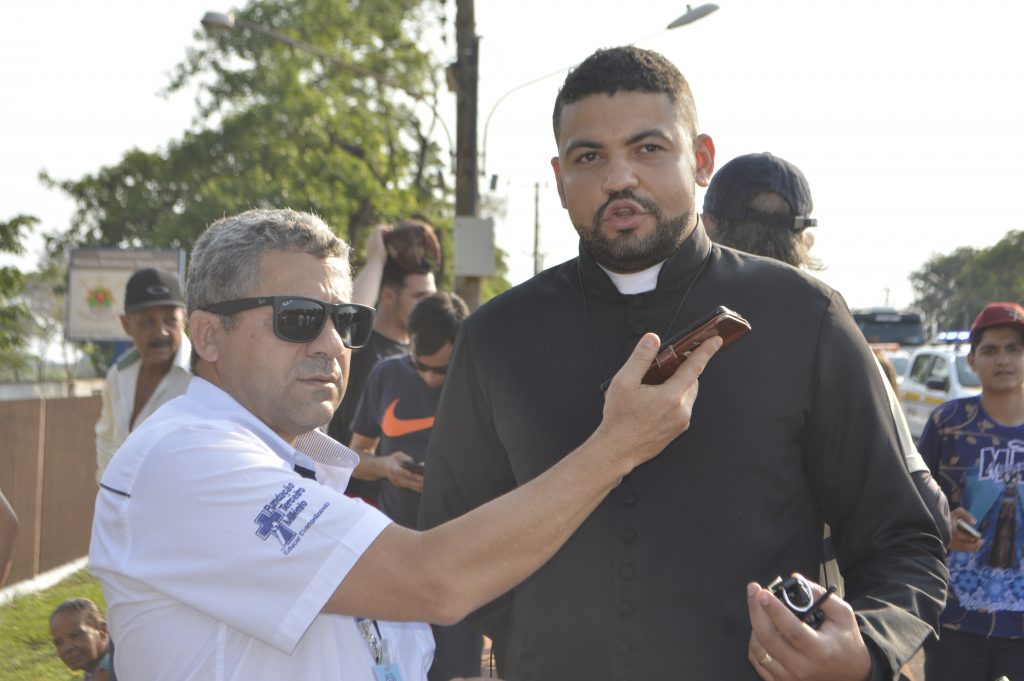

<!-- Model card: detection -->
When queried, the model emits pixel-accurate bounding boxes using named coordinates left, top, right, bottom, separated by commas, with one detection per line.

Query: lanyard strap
left=356, top=618, right=385, bottom=665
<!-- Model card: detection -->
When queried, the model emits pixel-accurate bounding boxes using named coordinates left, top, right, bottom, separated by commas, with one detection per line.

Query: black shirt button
left=617, top=641, right=631, bottom=655
left=618, top=601, right=634, bottom=616
left=630, top=322, right=645, bottom=335
left=621, top=491, right=637, bottom=506
left=620, top=529, right=637, bottom=543
left=620, top=564, right=635, bottom=579
left=630, top=297, right=644, bottom=309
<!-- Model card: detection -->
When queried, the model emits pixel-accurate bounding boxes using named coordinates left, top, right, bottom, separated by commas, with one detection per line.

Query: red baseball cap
left=970, top=301, right=1024, bottom=341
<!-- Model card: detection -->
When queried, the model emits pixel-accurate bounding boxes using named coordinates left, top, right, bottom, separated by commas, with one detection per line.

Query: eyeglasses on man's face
left=409, top=355, right=448, bottom=376
left=202, top=296, right=375, bottom=348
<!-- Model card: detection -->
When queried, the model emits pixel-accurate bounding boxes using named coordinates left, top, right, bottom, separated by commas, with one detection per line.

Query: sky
left=2, top=0, right=1023, bottom=312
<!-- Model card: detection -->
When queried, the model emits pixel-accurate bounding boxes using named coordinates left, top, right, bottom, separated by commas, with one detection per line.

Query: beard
left=575, top=190, right=692, bottom=272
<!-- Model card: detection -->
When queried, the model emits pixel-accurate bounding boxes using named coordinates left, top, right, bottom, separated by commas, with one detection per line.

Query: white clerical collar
left=599, top=261, right=666, bottom=295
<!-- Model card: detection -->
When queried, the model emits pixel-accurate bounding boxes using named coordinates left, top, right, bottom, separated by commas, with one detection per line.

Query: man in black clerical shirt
left=420, top=46, right=947, bottom=681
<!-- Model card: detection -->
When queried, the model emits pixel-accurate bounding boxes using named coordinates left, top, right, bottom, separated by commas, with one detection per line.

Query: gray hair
left=187, top=208, right=352, bottom=320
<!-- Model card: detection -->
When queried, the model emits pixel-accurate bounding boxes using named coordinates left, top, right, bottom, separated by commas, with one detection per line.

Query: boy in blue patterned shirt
left=920, top=301, right=1024, bottom=681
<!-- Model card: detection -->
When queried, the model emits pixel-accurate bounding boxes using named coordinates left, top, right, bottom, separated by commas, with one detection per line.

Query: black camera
left=767, top=575, right=827, bottom=630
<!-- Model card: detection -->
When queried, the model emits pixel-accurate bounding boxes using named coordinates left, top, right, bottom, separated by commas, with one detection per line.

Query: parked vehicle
left=900, top=337, right=981, bottom=440
left=853, top=308, right=927, bottom=347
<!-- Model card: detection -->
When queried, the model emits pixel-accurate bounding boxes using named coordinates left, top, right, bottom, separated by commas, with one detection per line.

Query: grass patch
left=0, top=568, right=106, bottom=680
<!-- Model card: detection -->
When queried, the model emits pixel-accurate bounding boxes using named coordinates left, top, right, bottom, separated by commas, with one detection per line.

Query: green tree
left=970, top=230, right=1024, bottom=309
left=42, top=0, right=506, bottom=295
left=0, top=215, right=38, bottom=380
left=911, top=230, right=1024, bottom=329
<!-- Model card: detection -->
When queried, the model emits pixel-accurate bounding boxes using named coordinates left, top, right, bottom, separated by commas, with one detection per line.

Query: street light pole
left=479, top=3, right=720, bottom=179
left=453, top=0, right=481, bottom=310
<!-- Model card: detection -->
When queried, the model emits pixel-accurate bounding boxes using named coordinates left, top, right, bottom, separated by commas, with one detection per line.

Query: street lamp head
left=666, top=4, right=719, bottom=30
left=201, top=11, right=236, bottom=34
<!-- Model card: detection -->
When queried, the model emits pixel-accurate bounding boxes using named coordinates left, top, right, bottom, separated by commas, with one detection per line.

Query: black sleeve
left=911, top=469, right=952, bottom=547
left=803, top=293, right=948, bottom=678
left=418, top=321, right=518, bottom=638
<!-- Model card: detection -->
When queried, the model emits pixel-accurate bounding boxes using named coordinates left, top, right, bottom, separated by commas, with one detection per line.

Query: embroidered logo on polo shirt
left=254, top=482, right=330, bottom=554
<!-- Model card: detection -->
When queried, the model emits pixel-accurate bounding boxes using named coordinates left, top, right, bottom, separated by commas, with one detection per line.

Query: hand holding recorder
left=601, top=306, right=750, bottom=393
left=642, top=306, right=751, bottom=385
left=597, top=332, right=722, bottom=471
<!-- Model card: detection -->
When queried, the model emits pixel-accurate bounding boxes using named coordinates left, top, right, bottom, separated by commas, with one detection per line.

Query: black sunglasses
left=409, top=355, right=449, bottom=376
left=203, top=296, right=375, bottom=348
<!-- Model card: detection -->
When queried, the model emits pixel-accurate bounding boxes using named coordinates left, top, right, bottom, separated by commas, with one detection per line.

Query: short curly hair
left=50, top=598, right=105, bottom=629
left=552, top=46, right=698, bottom=142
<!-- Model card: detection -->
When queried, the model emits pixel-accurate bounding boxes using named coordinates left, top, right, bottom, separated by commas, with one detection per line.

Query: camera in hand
left=767, top=575, right=827, bottom=630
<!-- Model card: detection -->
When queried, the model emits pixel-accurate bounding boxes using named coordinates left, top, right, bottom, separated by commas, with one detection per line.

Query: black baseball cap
left=124, top=268, right=185, bottom=314
left=703, top=152, right=816, bottom=231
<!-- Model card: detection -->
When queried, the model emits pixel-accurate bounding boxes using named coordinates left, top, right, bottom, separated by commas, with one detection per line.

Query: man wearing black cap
left=918, top=301, right=1024, bottom=681
left=704, top=153, right=953, bottom=681
left=702, top=152, right=819, bottom=269
left=703, top=153, right=951, bottom=541
left=94, top=267, right=191, bottom=482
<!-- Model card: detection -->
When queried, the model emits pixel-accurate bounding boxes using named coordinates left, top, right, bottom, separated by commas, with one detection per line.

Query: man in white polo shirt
left=89, top=208, right=721, bottom=680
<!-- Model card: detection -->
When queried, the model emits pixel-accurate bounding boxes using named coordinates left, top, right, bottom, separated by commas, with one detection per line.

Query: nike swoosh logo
left=381, top=398, right=435, bottom=437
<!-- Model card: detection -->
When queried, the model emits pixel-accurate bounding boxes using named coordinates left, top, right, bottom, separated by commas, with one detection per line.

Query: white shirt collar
left=185, top=377, right=359, bottom=474
left=599, top=261, right=666, bottom=295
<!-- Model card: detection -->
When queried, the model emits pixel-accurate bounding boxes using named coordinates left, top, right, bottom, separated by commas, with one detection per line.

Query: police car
left=900, top=331, right=982, bottom=440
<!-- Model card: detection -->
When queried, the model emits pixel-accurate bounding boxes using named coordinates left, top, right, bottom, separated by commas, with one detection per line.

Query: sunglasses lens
left=411, top=358, right=448, bottom=375
left=333, top=305, right=374, bottom=349
left=276, top=298, right=326, bottom=342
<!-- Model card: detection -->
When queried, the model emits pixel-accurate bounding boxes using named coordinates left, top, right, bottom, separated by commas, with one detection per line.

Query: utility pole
left=453, top=0, right=481, bottom=309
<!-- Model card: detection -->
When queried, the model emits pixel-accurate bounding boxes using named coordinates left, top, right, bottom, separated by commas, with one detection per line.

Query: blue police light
left=934, top=330, right=970, bottom=344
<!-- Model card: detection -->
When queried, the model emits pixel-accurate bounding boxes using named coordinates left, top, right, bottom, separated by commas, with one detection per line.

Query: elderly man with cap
left=94, top=267, right=191, bottom=482
left=918, top=301, right=1024, bottom=681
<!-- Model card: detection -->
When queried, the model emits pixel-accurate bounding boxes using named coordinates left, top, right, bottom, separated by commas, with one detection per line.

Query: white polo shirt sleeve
left=93, top=419, right=392, bottom=654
